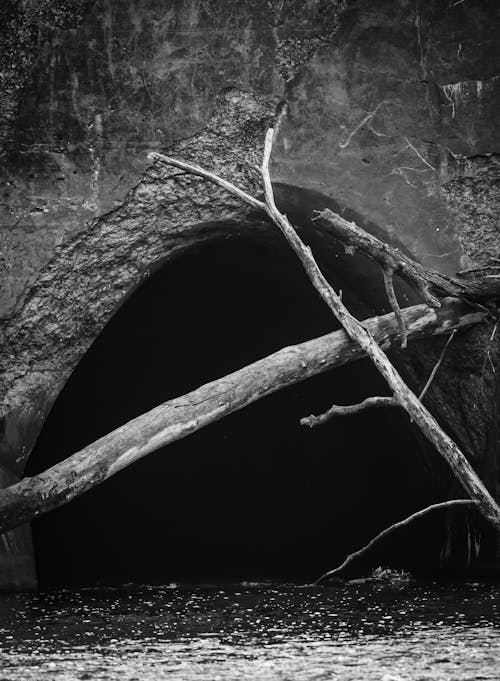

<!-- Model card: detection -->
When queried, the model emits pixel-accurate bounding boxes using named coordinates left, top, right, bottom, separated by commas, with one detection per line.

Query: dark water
left=0, top=581, right=499, bottom=680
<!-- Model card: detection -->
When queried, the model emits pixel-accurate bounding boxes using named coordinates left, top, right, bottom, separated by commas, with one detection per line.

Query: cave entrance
left=26, top=233, right=451, bottom=588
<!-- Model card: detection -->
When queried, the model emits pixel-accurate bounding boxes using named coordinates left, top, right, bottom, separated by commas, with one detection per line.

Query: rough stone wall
left=273, top=0, right=500, bottom=272
left=0, top=1, right=96, bottom=142
left=0, top=0, right=499, bottom=586
left=399, top=323, right=500, bottom=573
left=443, top=154, right=500, bottom=268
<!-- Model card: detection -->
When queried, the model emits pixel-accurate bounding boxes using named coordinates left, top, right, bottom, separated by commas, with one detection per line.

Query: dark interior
left=27, top=234, right=453, bottom=587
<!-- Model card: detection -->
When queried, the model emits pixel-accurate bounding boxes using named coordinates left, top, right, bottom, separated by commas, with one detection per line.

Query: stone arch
left=24, top=226, right=450, bottom=587
left=0, top=182, right=496, bottom=588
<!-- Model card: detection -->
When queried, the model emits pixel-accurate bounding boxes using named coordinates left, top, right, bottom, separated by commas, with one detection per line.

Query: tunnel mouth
left=26, top=231, right=452, bottom=588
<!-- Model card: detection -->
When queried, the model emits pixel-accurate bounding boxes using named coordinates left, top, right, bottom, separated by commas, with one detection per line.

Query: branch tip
left=301, top=395, right=397, bottom=428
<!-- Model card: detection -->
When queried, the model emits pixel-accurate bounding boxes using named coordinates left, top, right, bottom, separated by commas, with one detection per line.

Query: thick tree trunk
left=0, top=299, right=484, bottom=534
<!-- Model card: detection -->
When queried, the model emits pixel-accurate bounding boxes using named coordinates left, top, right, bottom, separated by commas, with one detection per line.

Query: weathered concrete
left=0, top=0, right=499, bottom=587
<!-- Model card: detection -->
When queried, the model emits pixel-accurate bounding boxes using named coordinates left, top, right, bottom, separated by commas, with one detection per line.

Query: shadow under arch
left=1, top=181, right=423, bottom=479
left=25, top=209, right=453, bottom=587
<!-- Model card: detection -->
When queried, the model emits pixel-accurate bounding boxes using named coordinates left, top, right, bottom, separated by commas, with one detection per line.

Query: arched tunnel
left=26, top=189, right=456, bottom=588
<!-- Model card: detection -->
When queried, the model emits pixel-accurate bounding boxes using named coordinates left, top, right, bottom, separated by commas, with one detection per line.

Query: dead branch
left=301, top=396, right=397, bottom=428
left=147, top=152, right=265, bottom=211
left=419, top=329, right=457, bottom=401
left=313, top=208, right=500, bottom=308
left=315, top=499, right=477, bottom=584
left=0, top=300, right=484, bottom=534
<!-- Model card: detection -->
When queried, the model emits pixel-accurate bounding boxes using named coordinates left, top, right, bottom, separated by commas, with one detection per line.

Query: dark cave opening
left=27, top=235, right=453, bottom=588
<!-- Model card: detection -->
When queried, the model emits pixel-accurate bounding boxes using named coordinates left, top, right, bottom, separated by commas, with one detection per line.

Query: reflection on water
left=0, top=581, right=499, bottom=680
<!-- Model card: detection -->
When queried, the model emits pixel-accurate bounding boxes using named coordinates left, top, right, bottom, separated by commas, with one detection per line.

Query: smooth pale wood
left=0, top=299, right=485, bottom=534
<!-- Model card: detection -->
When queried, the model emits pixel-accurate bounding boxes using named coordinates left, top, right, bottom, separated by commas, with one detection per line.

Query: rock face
left=0, top=0, right=499, bottom=588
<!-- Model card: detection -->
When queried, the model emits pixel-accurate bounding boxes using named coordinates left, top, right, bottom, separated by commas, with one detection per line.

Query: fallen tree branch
left=301, top=396, right=397, bottom=428
left=419, top=329, right=457, bottom=401
left=315, top=499, right=477, bottom=584
left=314, top=208, right=500, bottom=308
left=0, top=300, right=484, bottom=534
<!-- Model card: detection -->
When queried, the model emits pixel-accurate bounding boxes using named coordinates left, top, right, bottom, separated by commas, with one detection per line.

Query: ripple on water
left=0, top=582, right=499, bottom=680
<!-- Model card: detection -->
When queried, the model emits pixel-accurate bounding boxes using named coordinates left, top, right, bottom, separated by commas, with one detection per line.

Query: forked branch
left=301, top=328, right=456, bottom=427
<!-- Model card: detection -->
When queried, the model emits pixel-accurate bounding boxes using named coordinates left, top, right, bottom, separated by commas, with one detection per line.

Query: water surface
left=0, top=581, right=499, bottom=680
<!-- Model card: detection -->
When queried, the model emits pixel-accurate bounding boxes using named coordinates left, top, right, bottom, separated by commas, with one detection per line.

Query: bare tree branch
left=147, top=151, right=265, bottom=211
left=315, top=499, right=478, bottom=584
left=457, top=258, right=500, bottom=278
left=419, top=329, right=457, bottom=401
left=301, top=396, right=397, bottom=427
left=313, top=208, right=500, bottom=308
left=0, top=301, right=485, bottom=534
left=383, top=267, right=407, bottom=347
